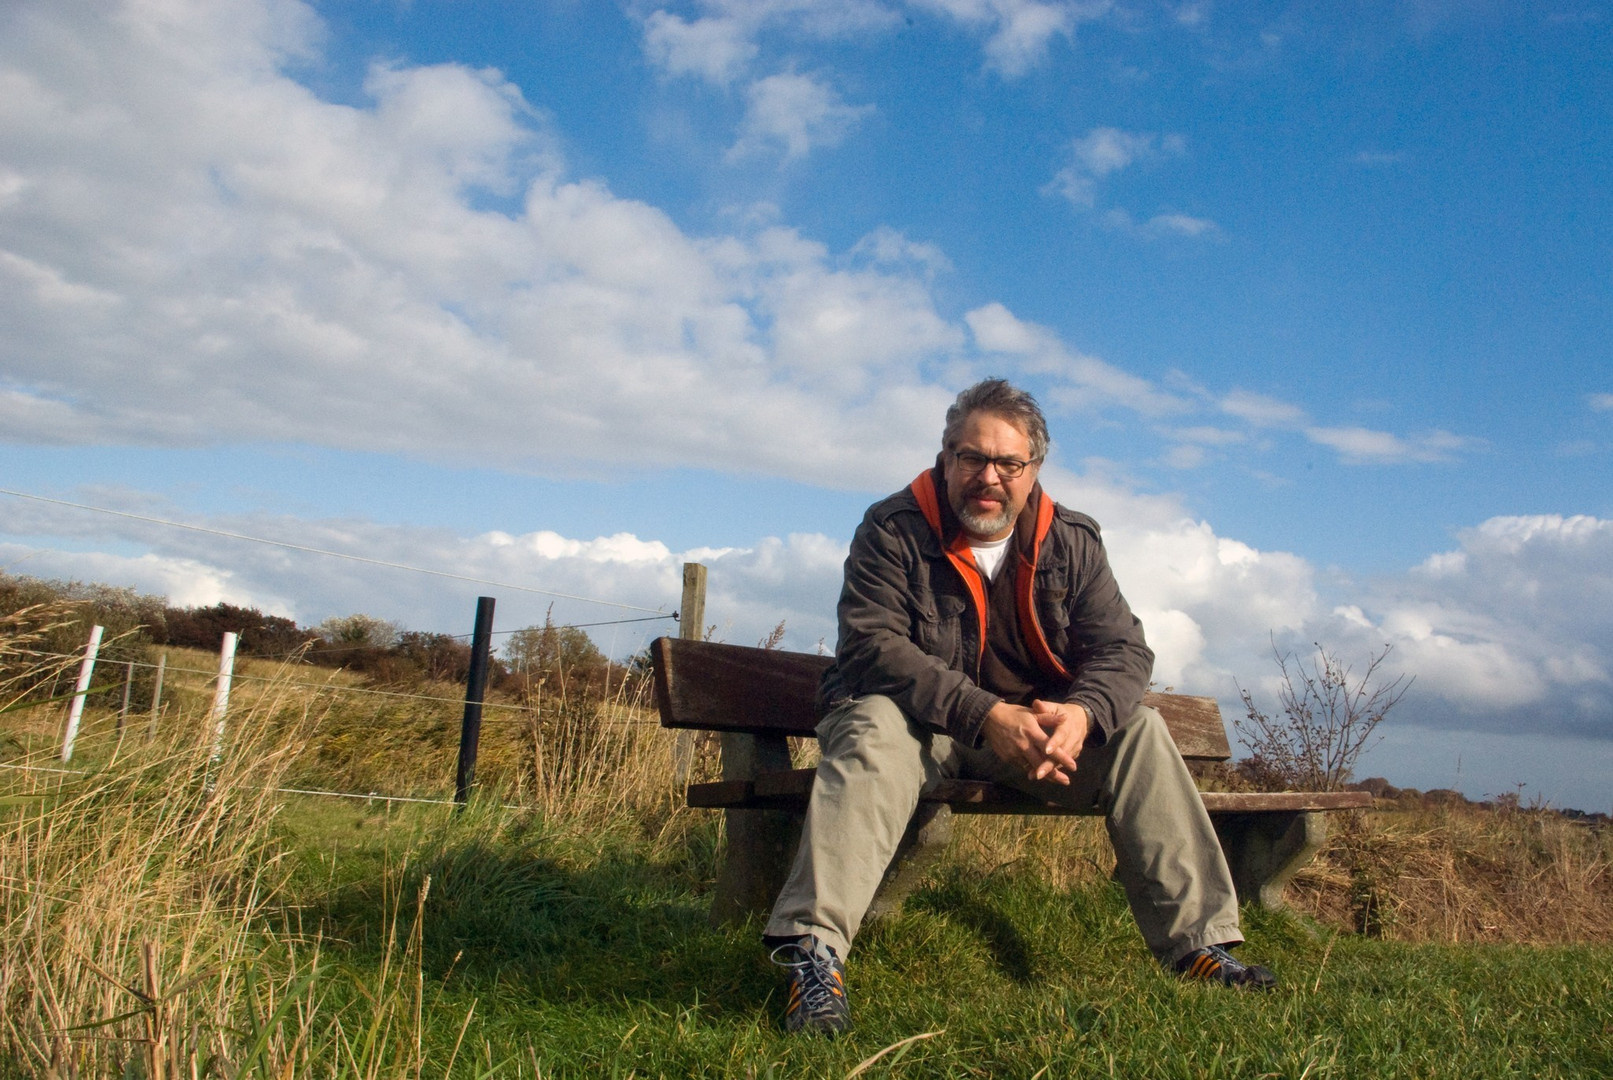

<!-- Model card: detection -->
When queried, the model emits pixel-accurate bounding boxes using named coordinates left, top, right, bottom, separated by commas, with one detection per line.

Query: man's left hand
left=1029, top=700, right=1089, bottom=782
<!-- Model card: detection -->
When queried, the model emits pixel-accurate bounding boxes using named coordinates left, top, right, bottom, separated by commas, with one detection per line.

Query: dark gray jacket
left=817, top=468, right=1154, bottom=749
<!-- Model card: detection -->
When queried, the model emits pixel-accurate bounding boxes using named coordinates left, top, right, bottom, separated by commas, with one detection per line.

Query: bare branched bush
left=1235, top=640, right=1411, bottom=791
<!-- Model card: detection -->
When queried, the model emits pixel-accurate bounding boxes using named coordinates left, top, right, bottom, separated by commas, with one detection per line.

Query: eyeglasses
left=950, top=450, right=1036, bottom=479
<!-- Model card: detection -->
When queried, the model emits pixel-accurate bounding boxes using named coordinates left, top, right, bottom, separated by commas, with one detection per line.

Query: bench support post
left=709, top=733, right=802, bottom=926
left=865, top=802, right=953, bottom=922
left=1211, top=810, right=1326, bottom=910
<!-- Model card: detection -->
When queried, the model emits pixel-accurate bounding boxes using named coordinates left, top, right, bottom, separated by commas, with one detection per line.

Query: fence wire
left=26, top=648, right=665, bottom=726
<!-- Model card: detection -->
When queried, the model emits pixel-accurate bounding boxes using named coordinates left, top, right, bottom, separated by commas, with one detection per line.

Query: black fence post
left=455, top=596, right=496, bottom=807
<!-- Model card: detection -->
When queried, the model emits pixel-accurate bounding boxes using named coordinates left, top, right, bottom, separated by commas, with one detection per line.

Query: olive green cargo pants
left=764, top=695, right=1243, bottom=967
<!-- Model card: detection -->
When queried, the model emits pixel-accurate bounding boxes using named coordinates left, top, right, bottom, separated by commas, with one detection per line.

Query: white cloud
left=1044, top=127, right=1215, bottom=238
left=1170, top=425, right=1245, bottom=446
left=909, top=0, right=1095, bottom=76
left=641, top=2, right=1083, bottom=83
left=1304, top=425, right=1479, bottom=464
left=1589, top=392, right=1613, bottom=412
left=1335, top=515, right=1613, bottom=737
left=1161, top=444, right=1206, bottom=469
left=965, top=302, right=1191, bottom=416
left=1100, top=208, right=1220, bottom=239
left=1046, top=127, right=1178, bottom=207
left=643, top=11, right=758, bottom=85
left=1219, top=389, right=1307, bottom=427
left=851, top=225, right=953, bottom=276
left=726, top=71, right=873, bottom=161
left=0, top=2, right=954, bottom=491
left=1137, top=211, right=1217, bottom=237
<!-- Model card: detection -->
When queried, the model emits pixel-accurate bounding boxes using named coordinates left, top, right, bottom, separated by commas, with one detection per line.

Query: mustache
left=964, top=483, right=1008, bottom=501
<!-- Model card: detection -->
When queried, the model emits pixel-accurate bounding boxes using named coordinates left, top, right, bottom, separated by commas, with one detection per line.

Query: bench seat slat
left=687, top=768, right=1371, bottom=815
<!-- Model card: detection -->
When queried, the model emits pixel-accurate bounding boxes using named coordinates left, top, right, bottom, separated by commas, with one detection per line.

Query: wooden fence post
left=704, top=565, right=803, bottom=925
left=61, top=624, right=104, bottom=763
left=146, top=652, right=166, bottom=739
left=672, top=563, right=707, bottom=787
left=209, top=632, right=239, bottom=765
left=455, top=596, right=496, bottom=807
left=118, top=661, right=134, bottom=735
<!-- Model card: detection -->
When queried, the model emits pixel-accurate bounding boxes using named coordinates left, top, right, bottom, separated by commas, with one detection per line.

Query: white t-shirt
left=970, top=535, right=1011, bottom=582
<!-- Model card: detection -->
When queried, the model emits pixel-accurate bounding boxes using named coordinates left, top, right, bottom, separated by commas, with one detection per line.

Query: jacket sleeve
left=829, top=508, right=1001, bottom=746
left=1060, top=528, right=1154, bottom=743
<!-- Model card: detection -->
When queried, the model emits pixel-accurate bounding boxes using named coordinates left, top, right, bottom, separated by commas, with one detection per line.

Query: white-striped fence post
left=61, top=624, right=104, bottom=762
left=209, top=632, right=239, bottom=764
left=146, top=652, right=166, bottom=739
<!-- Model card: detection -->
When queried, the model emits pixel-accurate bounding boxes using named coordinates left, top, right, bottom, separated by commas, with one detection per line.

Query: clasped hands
left=981, top=699, right=1090, bottom=785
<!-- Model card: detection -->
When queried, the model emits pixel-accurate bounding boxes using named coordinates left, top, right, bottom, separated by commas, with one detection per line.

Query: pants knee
left=817, top=695, right=930, bottom=784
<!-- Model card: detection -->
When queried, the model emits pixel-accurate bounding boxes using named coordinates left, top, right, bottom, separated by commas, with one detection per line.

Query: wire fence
left=0, top=761, right=542, bottom=811
left=24, top=648, right=667, bottom=727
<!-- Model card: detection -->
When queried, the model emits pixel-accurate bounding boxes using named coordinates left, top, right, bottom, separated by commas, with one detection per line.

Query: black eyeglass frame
left=948, top=449, right=1039, bottom=479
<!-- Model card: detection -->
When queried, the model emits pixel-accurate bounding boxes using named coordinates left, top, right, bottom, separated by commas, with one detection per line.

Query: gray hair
left=942, top=378, right=1050, bottom=462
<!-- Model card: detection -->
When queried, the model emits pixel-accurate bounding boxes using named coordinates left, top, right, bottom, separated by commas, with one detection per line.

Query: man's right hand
left=981, top=701, right=1074, bottom=786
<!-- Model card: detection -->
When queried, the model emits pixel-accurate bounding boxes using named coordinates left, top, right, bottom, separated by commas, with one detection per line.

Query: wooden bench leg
left=708, top=732, right=802, bottom=926
left=865, top=802, right=953, bottom=922
left=1211, top=810, right=1326, bottom=910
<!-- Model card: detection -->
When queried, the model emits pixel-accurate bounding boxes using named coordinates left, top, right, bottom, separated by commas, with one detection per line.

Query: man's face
left=943, top=411, right=1040, bottom=542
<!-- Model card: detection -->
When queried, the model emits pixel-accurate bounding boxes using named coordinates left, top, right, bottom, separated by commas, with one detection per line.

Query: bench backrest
left=650, top=637, right=1232, bottom=763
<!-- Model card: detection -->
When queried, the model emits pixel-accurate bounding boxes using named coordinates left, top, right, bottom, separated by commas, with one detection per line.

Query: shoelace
left=770, top=941, right=844, bottom=1020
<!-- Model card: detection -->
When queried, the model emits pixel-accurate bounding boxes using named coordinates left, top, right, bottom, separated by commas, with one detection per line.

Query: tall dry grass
left=0, top=605, right=328, bottom=1077
left=1289, top=803, right=1613, bottom=944
left=0, top=610, right=691, bottom=1078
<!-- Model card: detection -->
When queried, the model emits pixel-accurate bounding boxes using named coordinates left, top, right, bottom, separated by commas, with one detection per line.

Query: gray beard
left=956, top=503, right=1014, bottom=539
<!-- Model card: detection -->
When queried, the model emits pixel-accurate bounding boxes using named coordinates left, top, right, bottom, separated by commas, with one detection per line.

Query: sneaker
left=770, top=935, right=850, bottom=1034
left=1174, top=944, right=1277, bottom=990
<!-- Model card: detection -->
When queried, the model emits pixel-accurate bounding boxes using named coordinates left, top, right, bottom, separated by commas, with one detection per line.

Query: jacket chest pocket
left=916, top=593, right=968, bottom=668
left=1035, top=582, right=1072, bottom=655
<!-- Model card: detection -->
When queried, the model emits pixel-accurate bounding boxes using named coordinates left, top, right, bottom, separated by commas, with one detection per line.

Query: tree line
left=0, top=572, right=627, bottom=701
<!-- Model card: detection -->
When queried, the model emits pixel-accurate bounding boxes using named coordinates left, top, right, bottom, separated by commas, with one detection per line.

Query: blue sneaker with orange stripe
left=1174, top=944, right=1277, bottom=989
left=770, top=935, right=850, bottom=1034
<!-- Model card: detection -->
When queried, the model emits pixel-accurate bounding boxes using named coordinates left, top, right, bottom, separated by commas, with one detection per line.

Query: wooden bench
left=651, top=637, right=1370, bottom=925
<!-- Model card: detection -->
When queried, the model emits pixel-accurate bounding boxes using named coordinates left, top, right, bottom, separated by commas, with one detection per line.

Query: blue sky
left=2, top=0, right=1611, bottom=810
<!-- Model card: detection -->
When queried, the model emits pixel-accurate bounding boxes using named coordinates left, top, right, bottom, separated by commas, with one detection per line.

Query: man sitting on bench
left=764, top=378, right=1275, bottom=1035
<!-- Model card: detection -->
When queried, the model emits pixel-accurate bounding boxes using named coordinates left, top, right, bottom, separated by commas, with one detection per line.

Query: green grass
left=272, top=799, right=1613, bottom=1079
left=4, top=629, right=1607, bottom=1078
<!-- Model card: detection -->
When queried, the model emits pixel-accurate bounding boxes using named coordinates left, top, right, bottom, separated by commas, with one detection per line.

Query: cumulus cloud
left=965, top=302, right=1191, bottom=416
left=643, top=11, right=759, bottom=85
left=1330, top=515, right=1613, bottom=739
left=0, top=488, right=845, bottom=655
left=726, top=71, right=874, bottom=161
left=0, top=1, right=954, bottom=490
left=0, top=0, right=1468, bottom=484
